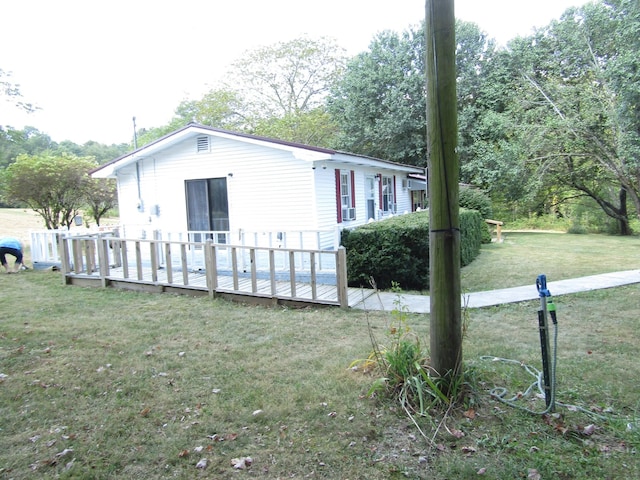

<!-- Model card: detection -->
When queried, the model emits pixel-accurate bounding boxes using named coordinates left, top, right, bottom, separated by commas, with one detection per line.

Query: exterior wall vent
left=196, top=136, right=210, bottom=153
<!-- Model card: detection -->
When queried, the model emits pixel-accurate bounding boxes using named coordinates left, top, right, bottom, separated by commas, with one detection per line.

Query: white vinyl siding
left=117, top=135, right=316, bottom=237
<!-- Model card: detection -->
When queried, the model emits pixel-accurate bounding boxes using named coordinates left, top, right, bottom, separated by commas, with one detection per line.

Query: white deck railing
left=59, top=234, right=350, bottom=308
left=30, top=226, right=343, bottom=264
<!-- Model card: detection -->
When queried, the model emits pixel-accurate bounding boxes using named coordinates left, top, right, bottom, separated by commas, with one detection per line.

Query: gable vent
left=196, top=136, right=210, bottom=152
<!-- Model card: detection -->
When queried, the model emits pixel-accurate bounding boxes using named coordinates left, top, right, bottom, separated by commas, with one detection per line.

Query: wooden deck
left=66, top=266, right=373, bottom=308
left=60, top=235, right=374, bottom=308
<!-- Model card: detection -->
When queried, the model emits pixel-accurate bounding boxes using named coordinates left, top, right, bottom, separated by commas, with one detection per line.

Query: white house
left=92, top=123, right=426, bottom=249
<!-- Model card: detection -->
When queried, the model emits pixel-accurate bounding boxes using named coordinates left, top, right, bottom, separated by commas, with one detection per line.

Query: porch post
left=336, top=246, right=349, bottom=308
left=97, top=234, right=110, bottom=288
left=204, top=239, right=217, bottom=298
left=59, top=234, right=71, bottom=284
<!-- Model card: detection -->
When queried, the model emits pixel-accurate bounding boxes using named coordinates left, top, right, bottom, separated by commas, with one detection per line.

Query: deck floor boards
left=70, top=265, right=373, bottom=308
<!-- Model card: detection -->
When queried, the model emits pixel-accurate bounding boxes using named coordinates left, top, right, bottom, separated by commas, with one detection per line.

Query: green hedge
left=341, top=209, right=484, bottom=290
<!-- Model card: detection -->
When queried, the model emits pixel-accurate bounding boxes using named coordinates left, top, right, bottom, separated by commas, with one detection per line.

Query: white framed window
left=381, top=175, right=395, bottom=213
left=336, top=169, right=356, bottom=222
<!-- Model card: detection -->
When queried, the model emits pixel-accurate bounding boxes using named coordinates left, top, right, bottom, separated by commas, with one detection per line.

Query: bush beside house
left=341, top=209, right=485, bottom=291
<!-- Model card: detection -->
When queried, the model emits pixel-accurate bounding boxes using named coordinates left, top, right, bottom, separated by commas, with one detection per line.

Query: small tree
left=85, top=177, right=117, bottom=227
left=1, top=153, right=96, bottom=229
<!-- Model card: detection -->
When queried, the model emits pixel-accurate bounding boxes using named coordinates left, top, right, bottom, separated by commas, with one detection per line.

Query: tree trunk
left=617, top=188, right=631, bottom=235
left=425, top=0, right=461, bottom=385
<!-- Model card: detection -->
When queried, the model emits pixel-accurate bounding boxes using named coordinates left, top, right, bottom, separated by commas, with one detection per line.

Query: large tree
left=226, top=37, right=347, bottom=119
left=327, top=20, right=496, bottom=167
left=137, top=37, right=345, bottom=147
left=1, top=153, right=96, bottom=229
left=501, top=0, right=640, bottom=232
left=0, top=126, right=54, bottom=169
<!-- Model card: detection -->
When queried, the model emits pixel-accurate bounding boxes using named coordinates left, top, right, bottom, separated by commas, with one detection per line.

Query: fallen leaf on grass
left=527, top=468, right=541, bottom=480
left=477, top=467, right=487, bottom=474
left=195, top=458, right=208, bottom=469
left=232, top=456, right=253, bottom=469
left=463, top=408, right=476, bottom=420
left=55, top=448, right=74, bottom=459
left=461, top=446, right=476, bottom=454
left=580, top=424, right=596, bottom=436
left=139, top=407, right=151, bottom=417
left=178, top=449, right=189, bottom=458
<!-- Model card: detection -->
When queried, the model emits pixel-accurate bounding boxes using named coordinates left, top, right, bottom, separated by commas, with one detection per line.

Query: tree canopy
left=327, top=1, right=639, bottom=232
left=1, top=153, right=98, bottom=229
left=137, top=37, right=346, bottom=147
left=327, top=20, right=495, bottom=168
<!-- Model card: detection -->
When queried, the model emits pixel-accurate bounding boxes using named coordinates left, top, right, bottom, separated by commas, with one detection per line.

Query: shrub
left=459, top=187, right=493, bottom=219
left=460, top=209, right=485, bottom=266
left=460, top=187, right=493, bottom=244
left=341, top=209, right=485, bottom=290
left=341, top=212, right=429, bottom=290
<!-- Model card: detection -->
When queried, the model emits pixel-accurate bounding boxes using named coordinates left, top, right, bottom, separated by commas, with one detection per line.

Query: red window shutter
left=335, top=169, right=342, bottom=223
left=393, top=175, right=397, bottom=204
left=350, top=170, right=356, bottom=208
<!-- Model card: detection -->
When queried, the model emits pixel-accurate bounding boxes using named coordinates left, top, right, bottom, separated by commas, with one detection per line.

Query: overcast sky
left=1, top=0, right=589, bottom=146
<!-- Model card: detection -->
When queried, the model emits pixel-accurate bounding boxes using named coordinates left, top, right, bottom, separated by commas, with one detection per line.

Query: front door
left=365, top=176, right=376, bottom=221
left=185, top=178, right=229, bottom=242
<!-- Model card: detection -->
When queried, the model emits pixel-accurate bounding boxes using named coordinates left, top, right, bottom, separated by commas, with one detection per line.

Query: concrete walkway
left=351, top=270, right=640, bottom=313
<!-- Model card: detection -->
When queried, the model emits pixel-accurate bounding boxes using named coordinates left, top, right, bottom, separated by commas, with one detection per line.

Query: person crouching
left=0, top=237, right=24, bottom=274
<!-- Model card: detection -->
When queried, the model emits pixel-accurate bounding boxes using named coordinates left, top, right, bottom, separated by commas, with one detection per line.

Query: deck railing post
left=180, top=244, right=189, bottom=285
left=111, top=228, right=122, bottom=267
left=231, top=247, right=239, bottom=290
left=135, top=241, right=143, bottom=280
left=59, top=235, right=71, bottom=284
left=73, top=238, right=84, bottom=274
left=204, top=240, right=217, bottom=298
left=165, top=243, right=173, bottom=284
left=289, top=250, right=297, bottom=298
left=121, top=240, right=130, bottom=279
left=336, top=246, right=349, bottom=308
left=309, top=251, right=317, bottom=300
left=150, top=240, right=158, bottom=282
left=96, top=235, right=110, bottom=287
left=250, top=248, right=258, bottom=293
left=269, top=249, right=277, bottom=295
left=86, top=239, right=96, bottom=274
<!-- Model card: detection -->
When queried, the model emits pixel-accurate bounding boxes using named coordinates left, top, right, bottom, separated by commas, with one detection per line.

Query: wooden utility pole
left=425, top=0, right=461, bottom=383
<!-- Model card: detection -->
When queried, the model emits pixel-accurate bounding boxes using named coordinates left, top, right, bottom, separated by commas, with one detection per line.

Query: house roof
left=91, top=123, right=424, bottom=178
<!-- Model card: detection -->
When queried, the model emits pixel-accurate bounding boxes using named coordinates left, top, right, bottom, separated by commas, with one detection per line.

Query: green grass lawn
left=0, top=232, right=639, bottom=479
left=462, top=231, right=640, bottom=291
